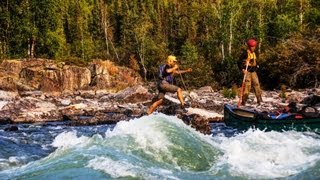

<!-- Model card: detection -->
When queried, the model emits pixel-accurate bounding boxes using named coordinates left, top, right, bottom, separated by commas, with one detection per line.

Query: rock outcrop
left=0, top=58, right=142, bottom=93
left=3, top=59, right=316, bottom=135
left=0, top=85, right=152, bottom=124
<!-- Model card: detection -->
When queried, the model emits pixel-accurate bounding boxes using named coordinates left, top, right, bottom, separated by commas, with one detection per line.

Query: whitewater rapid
left=1, top=113, right=320, bottom=179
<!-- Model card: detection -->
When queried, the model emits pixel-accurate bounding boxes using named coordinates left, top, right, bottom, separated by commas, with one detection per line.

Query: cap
left=167, top=55, right=177, bottom=64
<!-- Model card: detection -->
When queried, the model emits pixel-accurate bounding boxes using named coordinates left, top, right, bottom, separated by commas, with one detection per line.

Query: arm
left=175, top=68, right=192, bottom=74
left=166, top=64, right=179, bottom=73
left=166, top=64, right=192, bottom=74
left=237, top=50, right=248, bottom=73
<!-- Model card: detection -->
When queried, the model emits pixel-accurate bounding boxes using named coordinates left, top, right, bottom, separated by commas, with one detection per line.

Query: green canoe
left=224, top=104, right=320, bottom=132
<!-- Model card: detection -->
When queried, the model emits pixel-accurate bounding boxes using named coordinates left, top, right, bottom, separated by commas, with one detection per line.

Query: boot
left=257, top=95, right=263, bottom=105
left=241, top=94, right=248, bottom=106
left=180, top=102, right=190, bottom=113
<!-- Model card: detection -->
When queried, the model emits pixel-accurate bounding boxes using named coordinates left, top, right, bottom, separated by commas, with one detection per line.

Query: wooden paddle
left=237, top=59, right=249, bottom=108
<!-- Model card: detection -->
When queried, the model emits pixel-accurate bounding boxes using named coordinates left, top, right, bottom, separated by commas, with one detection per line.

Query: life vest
left=246, top=50, right=257, bottom=66
left=245, top=50, right=257, bottom=72
left=159, top=64, right=173, bottom=84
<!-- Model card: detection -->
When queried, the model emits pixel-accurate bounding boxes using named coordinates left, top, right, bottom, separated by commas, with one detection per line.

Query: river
left=0, top=113, right=320, bottom=179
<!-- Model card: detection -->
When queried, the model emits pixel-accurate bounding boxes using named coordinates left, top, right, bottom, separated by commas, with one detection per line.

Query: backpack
left=159, top=64, right=173, bottom=84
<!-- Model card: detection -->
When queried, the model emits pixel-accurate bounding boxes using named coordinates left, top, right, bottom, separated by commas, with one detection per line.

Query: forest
left=0, top=0, right=319, bottom=90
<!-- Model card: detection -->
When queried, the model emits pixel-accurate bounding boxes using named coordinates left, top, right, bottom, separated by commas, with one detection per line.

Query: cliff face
left=0, top=59, right=142, bottom=93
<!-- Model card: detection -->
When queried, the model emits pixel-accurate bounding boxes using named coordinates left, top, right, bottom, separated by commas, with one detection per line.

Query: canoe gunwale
left=223, top=104, right=320, bottom=131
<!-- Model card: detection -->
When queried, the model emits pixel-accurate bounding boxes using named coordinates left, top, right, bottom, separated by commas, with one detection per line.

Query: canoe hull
left=224, top=104, right=320, bottom=132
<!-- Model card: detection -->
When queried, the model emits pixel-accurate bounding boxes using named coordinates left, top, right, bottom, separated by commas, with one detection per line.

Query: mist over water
left=0, top=114, right=320, bottom=179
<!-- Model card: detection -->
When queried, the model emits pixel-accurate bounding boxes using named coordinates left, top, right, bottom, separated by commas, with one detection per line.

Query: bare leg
left=147, top=99, right=163, bottom=115
left=177, top=88, right=185, bottom=107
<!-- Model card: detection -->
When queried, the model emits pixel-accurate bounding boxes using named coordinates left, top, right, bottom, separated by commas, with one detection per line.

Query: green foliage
left=305, top=0, right=320, bottom=29
left=222, top=87, right=236, bottom=99
left=259, top=34, right=320, bottom=89
left=178, top=42, right=214, bottom=88
left=274, top=14, right=299, bottom=38
left=212, top=56, right=241, bottom=88
left=0, top=0, right=319, bottom=89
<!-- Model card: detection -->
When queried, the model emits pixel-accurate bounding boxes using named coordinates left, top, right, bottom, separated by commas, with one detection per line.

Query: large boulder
left=116, top=66, right=142, bottom=88
left=0, top=59, right=142, bottom=93
left=0, top=60, right=22, bottom=91
left=89, top=59, right=142, bottom=91
left=0, top=76, right=18, bottom=91
left=89, top=60, right=113, bottom=89
left=112, top=85, right=153, bottom=103
left=41, top=69, right=63, bottom=93
left=62, top=65, right=91, bottom=92
left=19, top=66, right=44, bottom=90
left=17, top=59, right=61, bottom=91
left=1, top=60, right=23, bottom=75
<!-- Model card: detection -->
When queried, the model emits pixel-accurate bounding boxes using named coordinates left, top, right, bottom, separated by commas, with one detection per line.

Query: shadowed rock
left=179, top=113, right=211, bottom=135
left=4, top=125, right=18, bottom=131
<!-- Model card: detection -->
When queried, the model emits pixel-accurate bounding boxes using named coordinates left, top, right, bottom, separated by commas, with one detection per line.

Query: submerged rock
left=4, top=125, right=18, bottom=131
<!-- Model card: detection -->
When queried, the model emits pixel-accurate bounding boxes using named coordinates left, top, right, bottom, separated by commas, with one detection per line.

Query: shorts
left=156, top=80, right=179, bottom=100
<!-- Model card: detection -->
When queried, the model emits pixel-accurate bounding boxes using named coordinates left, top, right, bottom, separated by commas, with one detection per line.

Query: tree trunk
left=228, top=16, right=233, bottom=56
left=221, top=43, right=225, bottom=61
left=4, top=0, right=9, bottom=58
left=28, top=37, right=35, bottom=58
left=219, top=14, right=224, bottom=61
left=134, top=34, right=147, bottom=80
left=258, top=2, right=264, bottom=55
left=109, top=40, right=120, bottom=63
left=81, top=26, right=85, bottom=60
left=31, top=38, right=35, bottom=58
left=0, top=41, right=2, bottom=59
left=100, top=0, right=119, bottom=62
left=299, top=0, right=304, bottom=31
left=99, top=0, right=110, bottom=56
left=79, top=2, right=85, bottom=60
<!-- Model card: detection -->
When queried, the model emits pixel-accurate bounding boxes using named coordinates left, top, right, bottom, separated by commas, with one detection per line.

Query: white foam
left=215, top=129, right=320, bottom=178
left=87, top=157, right=138, bottom=178
left=105, top=114, right=172, bottom=155
left=52, top=131, right=90, bottom=148
left=7, top=156, right=29, bottom=166
left=87, top=156, right=177, bottom=179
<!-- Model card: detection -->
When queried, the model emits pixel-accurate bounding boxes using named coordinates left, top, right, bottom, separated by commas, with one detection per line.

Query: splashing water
left=0, top=113, right=320, bottom=179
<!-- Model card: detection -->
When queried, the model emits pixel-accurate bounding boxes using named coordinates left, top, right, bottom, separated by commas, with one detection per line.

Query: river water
left=0, top=113, right=320, bottom=179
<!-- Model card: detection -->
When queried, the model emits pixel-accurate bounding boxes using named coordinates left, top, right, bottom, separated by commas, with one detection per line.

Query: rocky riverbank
left=1, top=83, right=319, bottom=134
left=0, top=59, right=319, bottom=134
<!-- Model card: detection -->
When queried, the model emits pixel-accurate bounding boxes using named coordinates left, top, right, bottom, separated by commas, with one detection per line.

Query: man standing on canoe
left=147, top=55, right=192, bottom=115
left=237, top=38, right=263, bottom=106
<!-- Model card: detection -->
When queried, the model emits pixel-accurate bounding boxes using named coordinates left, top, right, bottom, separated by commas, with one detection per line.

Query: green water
left=0, top=114, right=320, bottom=179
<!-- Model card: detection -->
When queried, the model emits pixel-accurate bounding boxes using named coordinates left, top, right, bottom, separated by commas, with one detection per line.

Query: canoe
left=224, top=104, right=320, bottom=132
